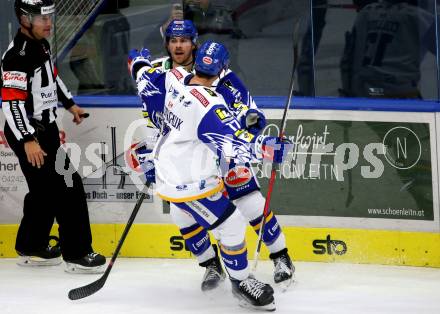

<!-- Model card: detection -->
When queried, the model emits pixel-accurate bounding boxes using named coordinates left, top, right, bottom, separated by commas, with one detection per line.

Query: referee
left=1, top=0, right=105, bottom=273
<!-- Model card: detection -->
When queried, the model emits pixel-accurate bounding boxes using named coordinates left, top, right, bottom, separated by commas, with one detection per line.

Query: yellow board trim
left=157, top=180, right=224, bottom=203
left=0, top=224, right=439, bottom=268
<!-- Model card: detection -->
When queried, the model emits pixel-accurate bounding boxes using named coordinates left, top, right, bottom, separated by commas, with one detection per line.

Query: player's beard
left=172, top=50, right=193, bottom=67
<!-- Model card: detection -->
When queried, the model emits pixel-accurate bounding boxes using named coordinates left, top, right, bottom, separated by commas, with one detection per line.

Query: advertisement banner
left=257, top=119, right=434, bottom=220
left=0, top=109, right=159, bottom=224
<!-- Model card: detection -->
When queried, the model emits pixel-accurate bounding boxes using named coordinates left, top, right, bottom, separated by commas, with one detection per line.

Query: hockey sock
left=249, top=211, right=281, bottom=246
left=180, top=224, right=214, bottom=263
left=218, top=242, right=248, bottom=281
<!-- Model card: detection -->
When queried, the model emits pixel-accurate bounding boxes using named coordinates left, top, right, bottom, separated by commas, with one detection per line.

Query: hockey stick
left=251, top=25, right=299, bottom=272
left=68, top=189, right=148, bottom=300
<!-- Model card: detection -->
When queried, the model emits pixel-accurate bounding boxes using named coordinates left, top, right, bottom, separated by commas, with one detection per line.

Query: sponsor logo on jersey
left=178, top=95, right=192, bottom=107
left=40, top=89, right=57, bottom=99
left=171, top=68, right=183, bottom=80
left=169, top=86, right=179, bottom=98
left=176, top=184, right=188, bottom=191
left=2, top=71, right=27, bottom=90
left=202, top=56, right=212, bottom=64
left=190, top=89, right=209, bottom=107
left=215, top=108, right=232, bottom=121
left=199, top=180, right=206, bottom=190
left=234, top=129, right=254, bottom=143
left=189, top=201, right=212, bottom=220
left=207, top=191, right=223, bottom=201
left=225, top=166, right=252, bottom=187
left=222, top=256, right=239, bottom=267
left=194, top=234, right=210, bottom=250
left=10, top=101, right=30, bottom=136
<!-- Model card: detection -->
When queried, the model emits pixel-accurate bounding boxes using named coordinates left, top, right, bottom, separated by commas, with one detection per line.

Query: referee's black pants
left=4, top=121, right=93, bottom=260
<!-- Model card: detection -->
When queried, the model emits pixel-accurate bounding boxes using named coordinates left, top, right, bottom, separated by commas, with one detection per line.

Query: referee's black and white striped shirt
left=1, top=30, right=74, bottom=142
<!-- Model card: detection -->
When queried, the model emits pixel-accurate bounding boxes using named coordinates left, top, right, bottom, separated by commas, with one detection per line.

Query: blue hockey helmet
left=165, top=19, right=198, bottom=44
left=194, top=41, right=229, bottom=76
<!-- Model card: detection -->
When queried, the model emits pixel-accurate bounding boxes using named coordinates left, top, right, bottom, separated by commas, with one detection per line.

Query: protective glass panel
left=54, top=0, right=308, bottom=96
left=314, top=0, right=438, bottom=101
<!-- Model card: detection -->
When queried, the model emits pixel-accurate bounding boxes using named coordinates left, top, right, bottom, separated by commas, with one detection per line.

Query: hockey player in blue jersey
left=131, top=20, right=294, bottom=292
left=129, top=40, right=293, bottom=310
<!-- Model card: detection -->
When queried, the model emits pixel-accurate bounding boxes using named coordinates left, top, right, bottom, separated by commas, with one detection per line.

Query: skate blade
left=275, top=275, right=294, bottom=292
left=17, top=256, right=62, bottom=267
left=64, top=262, right=105, bottom=274
left=237, top=299, right=276, bottom=312
left=202, top=278, right=227, bottom=299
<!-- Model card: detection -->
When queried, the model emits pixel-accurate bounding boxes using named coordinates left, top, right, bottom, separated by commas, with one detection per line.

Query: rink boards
left=0, top=97, right=439, bottom=267
left=0, top=224, right=438, bottom=267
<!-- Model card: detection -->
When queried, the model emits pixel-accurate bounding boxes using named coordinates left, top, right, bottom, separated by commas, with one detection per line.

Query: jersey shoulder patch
left=214, top=107, right=233, bottom=121
left=151, top=56, right=169, bottom=68
left=203, top=87, right=217, bottom=97
left=1, top=47, right=30, bottom=74
left=2, top=71, right=27, bottom=90
left=170, top=68, right=184, bottom=80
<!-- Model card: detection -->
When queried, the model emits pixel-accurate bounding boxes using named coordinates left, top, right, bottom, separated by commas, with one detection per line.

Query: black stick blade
left=68, top=276, right=106, bottom=300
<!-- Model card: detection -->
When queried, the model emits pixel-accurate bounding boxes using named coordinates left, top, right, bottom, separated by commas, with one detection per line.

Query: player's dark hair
left=195, top=70, right=216, bottom=79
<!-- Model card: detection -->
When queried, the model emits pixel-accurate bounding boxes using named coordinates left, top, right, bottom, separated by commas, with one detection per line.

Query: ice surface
left=0, top=258, right=439, bottom=314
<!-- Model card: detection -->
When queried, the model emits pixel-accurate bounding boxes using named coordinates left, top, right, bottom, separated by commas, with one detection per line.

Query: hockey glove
left=135, top=145, right=156, bottom=184
left=257, top=136, right=292, bottom=164
left=128, top=48, right=152, bottom=80
left=240, top=109, right=266, bottom=135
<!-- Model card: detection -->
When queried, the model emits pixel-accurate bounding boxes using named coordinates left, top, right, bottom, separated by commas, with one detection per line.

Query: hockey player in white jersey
left=129, top=40, right=293, bottom=310
left=133, top=19, right=294, bottom=292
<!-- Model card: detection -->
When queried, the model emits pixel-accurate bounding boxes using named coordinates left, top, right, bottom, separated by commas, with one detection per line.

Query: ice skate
left=65, top=252, right=106, bottom=274
left=231, top=276, right=275, bottom=311
left=270, top=248, right=294, bottom=291
left=200, top=245, right=226, bottom=292
left=17, top=244, right=62, bottom=267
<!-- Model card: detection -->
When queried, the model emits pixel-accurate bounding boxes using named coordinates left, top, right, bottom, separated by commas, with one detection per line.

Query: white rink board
left=0, top=107, right=439, bottom=232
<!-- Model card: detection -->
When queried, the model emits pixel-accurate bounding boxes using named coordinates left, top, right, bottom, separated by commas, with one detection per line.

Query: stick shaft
left=68, top=191, right=148, bottom=300
left=252, top=45, right=298, bottom=271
